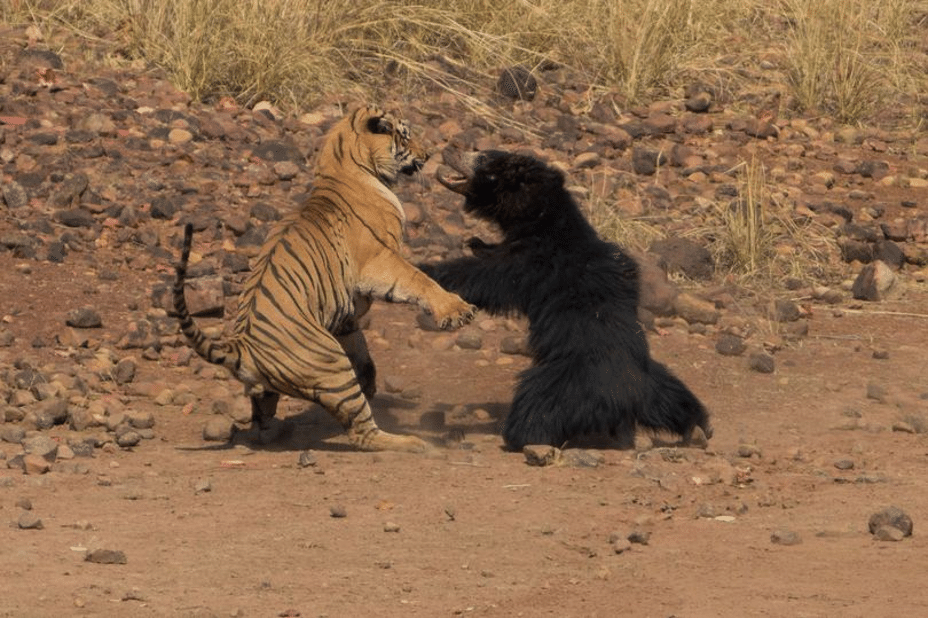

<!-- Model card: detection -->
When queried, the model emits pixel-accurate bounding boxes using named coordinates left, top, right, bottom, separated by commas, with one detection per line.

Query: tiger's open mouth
left=436, top=148, right=478, bottom=194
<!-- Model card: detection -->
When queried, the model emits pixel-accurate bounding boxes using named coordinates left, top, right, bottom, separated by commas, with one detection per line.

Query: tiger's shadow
left=212, top=396, right=511, bottom=453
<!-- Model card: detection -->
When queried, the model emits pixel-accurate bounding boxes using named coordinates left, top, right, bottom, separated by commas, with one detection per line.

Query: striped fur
left=173, top=106, right=474, bottom=452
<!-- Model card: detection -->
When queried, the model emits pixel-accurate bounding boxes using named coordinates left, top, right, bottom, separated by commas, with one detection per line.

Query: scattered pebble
left=84, top=549, right=127, bottom=565
left=17, top=512, right=43, bottom=530
left=868, top=506, right=913, bottom=537
left=770, top=530, right=802, bottom=546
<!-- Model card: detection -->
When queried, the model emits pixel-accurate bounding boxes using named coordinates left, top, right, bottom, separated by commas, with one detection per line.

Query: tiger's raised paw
left=431, top=296, right=476, bottom=331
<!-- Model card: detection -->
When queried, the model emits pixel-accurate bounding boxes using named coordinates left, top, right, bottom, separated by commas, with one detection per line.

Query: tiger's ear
left=367, top=115, right=394, bottom=135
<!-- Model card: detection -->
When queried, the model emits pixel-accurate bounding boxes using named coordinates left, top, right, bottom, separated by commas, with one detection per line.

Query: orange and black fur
left=173, top=106, right=474, bottom=452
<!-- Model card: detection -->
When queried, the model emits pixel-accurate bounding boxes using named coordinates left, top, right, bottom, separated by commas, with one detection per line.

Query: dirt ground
left=2, top=250, right=928, bottom=618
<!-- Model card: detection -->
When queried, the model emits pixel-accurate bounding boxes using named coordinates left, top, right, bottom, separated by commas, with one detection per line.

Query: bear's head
left=436, top=148, right=567, bottom=231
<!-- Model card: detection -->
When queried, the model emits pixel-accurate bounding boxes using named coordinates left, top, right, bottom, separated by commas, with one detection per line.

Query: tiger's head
left=335, top=106, right=428, bottom=186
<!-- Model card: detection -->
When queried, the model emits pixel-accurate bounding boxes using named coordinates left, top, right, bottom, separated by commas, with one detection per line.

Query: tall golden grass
left=3, top=0, right=925, bottom=124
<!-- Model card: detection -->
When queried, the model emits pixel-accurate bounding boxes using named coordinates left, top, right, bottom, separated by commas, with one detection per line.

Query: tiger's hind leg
left=249, top=390, right=292, bottom=444
left=336, top=327, right=376, bottom=400
left=266, top=327, right=427, bottom=453
left=308, top=347, right=426, bottom=453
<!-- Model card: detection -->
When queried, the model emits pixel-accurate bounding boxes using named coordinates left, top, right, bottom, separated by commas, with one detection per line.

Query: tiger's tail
left=173, top=223, right=241, bottom=371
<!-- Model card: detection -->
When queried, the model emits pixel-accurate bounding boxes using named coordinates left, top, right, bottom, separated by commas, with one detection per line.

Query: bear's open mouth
left=436, top=166, right=469, bottom=193
left=436, top=147, right=478, bottom=194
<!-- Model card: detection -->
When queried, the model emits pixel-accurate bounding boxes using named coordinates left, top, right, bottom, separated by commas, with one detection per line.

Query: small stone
left=748, top=352, right=775, bottom=374
left=627, top=530, right=651, bottom=545
left=23, top=435, right=59, bottom=461
left=65, top=307, right=103, bottom=328
left=772, top=299, right=801, bottom=322
left=612, top=538, right=633, bottom=554
left=297, top=451, right=317, bottom=468
left=273, top=161, right=300, bottom=181
left=868, top=506, right=913, bottom=537
left=834, top=459, right=855, bottom=470
left=203, top=416, right=234, bottom=442
left=22, top=454, right=52, bottom=475
left=715, top=333, right=746, bottom=356
left=127, top=411, right=155, bottom=429
left=115, top=430, right=141, bottom=448
left=852, top=260, right=898, bottom=301
left=499, top=336, right=530, bottom=356
left=523, top=445, right=561, bottom=467
left=168, top=128, right=193, bottom=143
left=114, top=358, right=137, bottom=385
left=866, top=382, right=888, bottom=403
left=330, top=505, right=348, bottom=518
left=194, top=478, right=212, bottom=494
left=559, top=449, right=604, bottom=468
left=383, top=522, right=401, bottom=533
left=18, top=512, right=43, bottom=530
left=770, top=530, right=802, bottom=546
left=455, top=332, right=483, bottom=350
left=85, top=549, right=127, bottom=564
left=737, top=444, right=762, bottom=458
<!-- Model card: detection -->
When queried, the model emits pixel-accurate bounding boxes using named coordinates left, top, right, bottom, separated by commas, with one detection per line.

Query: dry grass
left=2, top=0, right=925, bottom=123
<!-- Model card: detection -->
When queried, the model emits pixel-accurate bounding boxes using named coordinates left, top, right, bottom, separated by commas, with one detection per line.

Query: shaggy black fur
left=421, top=149, right=712, bottom=450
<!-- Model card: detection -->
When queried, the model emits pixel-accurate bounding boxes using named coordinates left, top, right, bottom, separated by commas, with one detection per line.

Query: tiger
left=173, top=106, right=475, bottom=453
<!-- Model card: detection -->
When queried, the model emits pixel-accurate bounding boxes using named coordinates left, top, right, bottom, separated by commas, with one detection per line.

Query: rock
left=523, top=444, right=561, bottom=466
left=559, top=449, right=604, bottom=468
left=22, top=454, right=52, bottom=475
left=203, top=416, right=234, bottom=441
left=612, top=538, right=633, bottom=554
left=715, top=333, right=746, bottom=356
left=178, top=277, right=225, bottom=317
left=383, top=522, right=401, bottom=533
left=329, top=505, right=348, bottom=518
left=852, top=261, right=898, bottom=301
left=65, top=307, right=103, bottom=328
left=114, top=358, right=137, bottom=385
left=770, top=530, right=802, bottom=546
left=252, top=140, right=304, bottom=163
left=297, top=451, right=317, bottom=468
left=868, top=506, right=913, bottom=537
left=772, top=299, right=801, bottom=322
left=23, top=435, right=59, bottom=461
left=500, top=336, right=531, bottom=356
left=115, top=430, right=142, bottom=448
left=748, top=352, right=776, bottom=374
left=455, top=331, right=483, bottom=350
left=18, top=512, right=43, bottom=530
left=648, top=238, right=714, bottom=280
left=127, top=411, right=155, bottom=429
left=85, top=549, right=127, bottom=564
left=631, top=146, right=669, bottom=175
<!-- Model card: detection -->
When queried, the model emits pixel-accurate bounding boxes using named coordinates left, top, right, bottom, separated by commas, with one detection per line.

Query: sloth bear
left=420, top=148, right=712, bottom=450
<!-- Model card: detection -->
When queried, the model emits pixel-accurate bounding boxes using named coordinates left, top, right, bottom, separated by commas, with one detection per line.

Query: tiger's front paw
left=431, top=294, right=476, bottom=330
